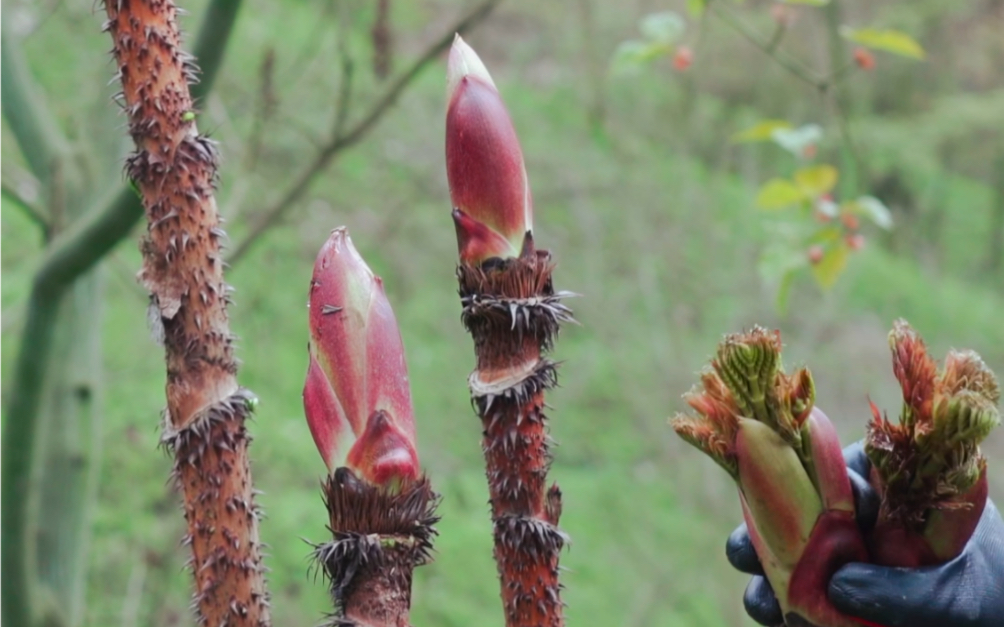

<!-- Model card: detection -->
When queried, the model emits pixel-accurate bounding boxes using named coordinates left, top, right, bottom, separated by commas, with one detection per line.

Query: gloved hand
left=725, top=441, right=1004, bottom=627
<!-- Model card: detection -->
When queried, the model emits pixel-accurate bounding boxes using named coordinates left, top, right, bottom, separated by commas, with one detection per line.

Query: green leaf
left=732, top=120, right=793, bottom=143
left=611, top=40, right=672, bottom=74
left=756, top=179, right=806, bottom=210
left=851, top=195, right=893, bottom=229
left=771, top=124, right=823, bottom=156
left=794, top=164, right=838, bottom=198
left=811, top=243, right=849, bottom=288
left=687, top=0, right=706, bottom=17
left=781, top=0, right=830, bottom=5
left=776, top=269, right=798, bottom=316
left=806, top=226, right=843, bottom=245
left=840, top=27, right=925, bottom=60
left=640, top=12, right=686, bottom=44
left=758, top=244, right=805, bottom=282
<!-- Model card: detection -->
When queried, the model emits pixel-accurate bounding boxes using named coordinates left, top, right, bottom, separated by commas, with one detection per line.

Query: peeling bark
left=457, top=237, right=574, bottom=627
left=313, top=470, right=439, bottom=627
left=103, top=1, right=269, bottom=625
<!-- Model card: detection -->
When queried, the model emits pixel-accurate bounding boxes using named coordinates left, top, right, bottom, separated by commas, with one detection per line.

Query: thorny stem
left=1, top=4, right=242, bottom=625
left=226, top=0, right=502, bottom=265
left=457, top=246, right=574, bottom=627
left=313, top=471, right=439, bottom=627
left=103, top=1, right=268, bottom=625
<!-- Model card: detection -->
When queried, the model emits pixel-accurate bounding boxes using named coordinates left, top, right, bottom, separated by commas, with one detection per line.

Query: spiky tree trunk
left=102, top=1, right=269, bottom=625
left=457, top=247, right=573, bottom=627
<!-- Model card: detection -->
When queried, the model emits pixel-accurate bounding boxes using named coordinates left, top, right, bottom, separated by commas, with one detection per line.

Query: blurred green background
left=2, top=0, right=1002, bottom=626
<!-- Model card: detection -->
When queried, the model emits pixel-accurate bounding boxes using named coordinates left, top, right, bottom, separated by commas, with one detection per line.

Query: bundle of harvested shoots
left=446, top=35, right=574, bottom=627
left=865, top=320, right=1000, bottom=567
left=303, top=228, right=439, bottom=627
left=672, top=328, right=867, bottom=627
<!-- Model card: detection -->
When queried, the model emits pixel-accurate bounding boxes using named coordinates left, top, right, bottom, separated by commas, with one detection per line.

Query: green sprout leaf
left=758, top=244, right=806, bottom=283
left=811, top=243, right=849, bottom=288
left=732, top=120, right=794, bottom=143
left=771, top=124, right=823, bottom=156
left=639, top=12, right=686, bottom=44
left=776, top=268, right=798, bottom=315
left=794, top=164, right=838, bottom=198
left=611, top=40, right=672, bottom=74
left=807, top=225, right=843, bottom=245
left=840, top=27, right=925, bottom=60
left=182, top=111, right=196, bottom=122
left=757, top=178, right=806, bottom=210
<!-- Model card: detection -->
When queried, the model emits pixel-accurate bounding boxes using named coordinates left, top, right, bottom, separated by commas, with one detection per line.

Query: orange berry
left=808, top=245, right=825, bottom=264
left=846, top=234, right=865, bottom=251
left=841, top=213, right=860, bottom=230
left=802, top=144, right=818, bottom=159
left=673, top=46, right=693, bottom=72
left=854, top=48, right=876, bottom=71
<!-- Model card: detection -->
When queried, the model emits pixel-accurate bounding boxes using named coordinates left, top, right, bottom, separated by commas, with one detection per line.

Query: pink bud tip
left=304, top=227, right=419, bottom=484
left=347, top=410, right=420, bottom=487
left=446, top=35, right=532, bottom=264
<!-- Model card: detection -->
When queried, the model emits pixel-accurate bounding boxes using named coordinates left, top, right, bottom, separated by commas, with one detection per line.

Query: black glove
left=725, top=442, right=1004, bottom=627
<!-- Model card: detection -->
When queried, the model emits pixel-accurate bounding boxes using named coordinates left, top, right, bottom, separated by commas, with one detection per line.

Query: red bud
left=673, top=46, right=693, bottom=72
left=840, top=213, right=860, bottom=230
left=854, top=47, right=876, bottom=71
left=446, top=35, right=531, bottom=264
left=304, top=228, right=419, bottom=485
left=808, top=245, right=824, bottom=264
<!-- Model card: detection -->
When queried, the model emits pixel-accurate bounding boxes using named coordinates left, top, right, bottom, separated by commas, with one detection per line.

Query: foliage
left=613, top=1, right=928, bottom=311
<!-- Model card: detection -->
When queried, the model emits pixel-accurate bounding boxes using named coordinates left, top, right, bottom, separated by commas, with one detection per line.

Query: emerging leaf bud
left=304, top=228, right=419, bottom=488
left=446, top=35, right=532, bottom=264
left=672, top=328, right=866, bottom=626
left=866, top=320, right=1000, bottom=565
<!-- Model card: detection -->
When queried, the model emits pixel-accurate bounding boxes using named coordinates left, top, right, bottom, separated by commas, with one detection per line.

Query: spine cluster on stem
left=304, top=228, right=439, bottom=627
left=447, top=35, right=574, bottom=627
left=102, top=1, right=270, bottom=625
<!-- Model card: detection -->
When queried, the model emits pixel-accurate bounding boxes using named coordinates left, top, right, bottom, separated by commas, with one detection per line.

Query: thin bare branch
left=2, top=179, right=49, bottom=236
left=709, top=1, right=823, bottom=89
left=189, top=0, right=243, bottom=106
left=332, top=42, right=355, bottom=141
left=227, top=0, right=503, bottom=265
left=1, top=24, right=73, bottom=186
